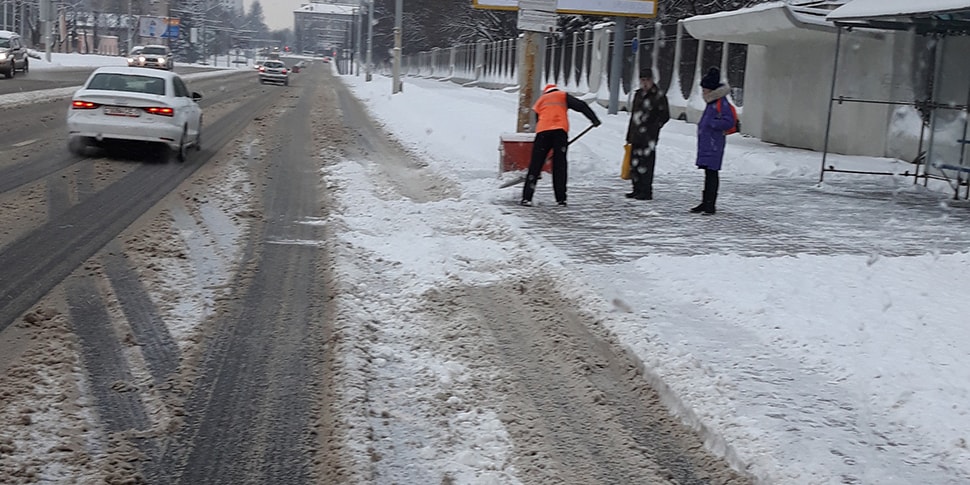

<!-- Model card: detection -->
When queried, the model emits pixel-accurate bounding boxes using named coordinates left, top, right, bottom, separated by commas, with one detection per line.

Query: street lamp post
left=127, top=0, right=133, bottom=53
left=355, top=5, right=362, bottom=76
left=392, top=0, right=401, bottom=93
left=365, top=0, right=372, bottom=82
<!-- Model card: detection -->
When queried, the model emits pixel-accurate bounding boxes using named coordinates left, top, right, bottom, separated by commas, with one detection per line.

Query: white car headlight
left=158, top=57, right=166, bottom=63
left=139, top=56, right=146, bottom=62
left=0, top=53, right=7, bottom=60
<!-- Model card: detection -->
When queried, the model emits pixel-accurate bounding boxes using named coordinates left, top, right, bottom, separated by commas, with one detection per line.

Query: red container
left=499, top=132, right=551, bottom=174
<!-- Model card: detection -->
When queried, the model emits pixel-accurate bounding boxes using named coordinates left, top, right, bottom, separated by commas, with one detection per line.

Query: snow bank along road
left=0, top=62, right=752, bottom=483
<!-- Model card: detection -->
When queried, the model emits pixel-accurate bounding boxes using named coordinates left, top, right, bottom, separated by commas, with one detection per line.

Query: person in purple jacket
left=691, top=67, right=736, bottom=215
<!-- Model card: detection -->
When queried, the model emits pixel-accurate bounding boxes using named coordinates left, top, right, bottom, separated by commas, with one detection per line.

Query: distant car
left=258, top=60, right=289, bottom=86
left=127, top=44, right=173, bottom=71
left=0, top=30, right=28, bottom=78
left=321, top=56, right=332, bottom=64
left=67, top=67, right=203, bottom=162
left=126, top=45, right=144, bottom=67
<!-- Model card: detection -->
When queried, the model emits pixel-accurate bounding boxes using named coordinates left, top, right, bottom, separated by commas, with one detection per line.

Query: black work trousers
left=630, top=143, right=657, bottom=198
left=521, top=129, right=569, bottom=203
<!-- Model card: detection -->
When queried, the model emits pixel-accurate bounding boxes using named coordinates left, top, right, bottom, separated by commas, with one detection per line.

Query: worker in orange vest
left=521, top=84, right=601, bottom=207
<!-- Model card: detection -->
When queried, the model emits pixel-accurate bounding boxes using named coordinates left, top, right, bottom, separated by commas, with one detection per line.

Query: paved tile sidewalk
left=500, top=172, right=970, bottom=262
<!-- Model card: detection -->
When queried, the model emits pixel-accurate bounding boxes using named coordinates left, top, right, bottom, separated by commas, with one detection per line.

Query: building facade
left=294, top=2, right=357, bottom=56
left=219, top=0, right=244, bottom=15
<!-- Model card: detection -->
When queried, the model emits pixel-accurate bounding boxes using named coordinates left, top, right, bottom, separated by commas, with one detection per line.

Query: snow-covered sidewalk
left=335, top=70, right=970, bottom=484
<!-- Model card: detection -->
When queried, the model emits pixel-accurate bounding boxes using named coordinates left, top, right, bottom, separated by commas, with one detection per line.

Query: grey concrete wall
left=744, top=30, right=926, bottom=161
left=742, top=45, right=767, bottom=140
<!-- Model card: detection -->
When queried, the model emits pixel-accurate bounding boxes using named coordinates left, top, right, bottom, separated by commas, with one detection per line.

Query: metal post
left=201, top=6, right=206, bottom=64
left=127, top=0, right=133, bottom=53
left=582, top=29, right=591, bottom=90
left=926, top=35, right=945, bottom=188
left=42, top=0, right=51, bottom=62
left=355, top=5, right=362, bottom=76
left=392, top=0, right=402, bottom=93
left=819, top=26, right=843, bottom=183
left=365, top=0, right=373, bottom=81
left=608, top=16, right=626, bottom=115
left=960, top=46, right=970, bottom=198
left=652, top=21, right=661, bottom=87
left=720, top=41, right=730, bottom=88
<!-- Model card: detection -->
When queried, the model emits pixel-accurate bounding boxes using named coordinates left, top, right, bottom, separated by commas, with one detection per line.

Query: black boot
left=690, top=191, right=707, bottom=213
left=703, top=171, right=719, bottom=214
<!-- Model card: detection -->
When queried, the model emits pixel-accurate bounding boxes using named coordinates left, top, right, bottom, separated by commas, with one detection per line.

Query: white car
left=67, top=66, right=203, bottom=162
left=127, top=44, right=173, bottom=70
left=258, top=60, right=289, bottom=86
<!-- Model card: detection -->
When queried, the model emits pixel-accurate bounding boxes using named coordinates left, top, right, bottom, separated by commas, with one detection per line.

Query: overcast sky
left=244, top=0, right=302, bottom=31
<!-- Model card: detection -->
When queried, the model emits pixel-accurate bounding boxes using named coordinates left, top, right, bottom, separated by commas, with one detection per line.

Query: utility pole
left=355, top=4, right=362, bottom=76
left=41, top=0, right=51, bottom=62
left=392, top=0, right=401, bottom=93
left=516, top=32, right=541, bottom=132
left=201, top=1, right=207, bottom=64
left=127, top=0, right=133, bottom=53
left=515, top=0, right=556, bottom=133
left=365, top=0, right=372, bottom=81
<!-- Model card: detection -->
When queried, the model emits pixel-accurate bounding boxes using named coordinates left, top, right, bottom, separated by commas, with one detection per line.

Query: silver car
left=0, top=30, right=28, bottom=78
left=128, top=44, right=174, bottom=71
left=258, top=61, right=289, bottom=86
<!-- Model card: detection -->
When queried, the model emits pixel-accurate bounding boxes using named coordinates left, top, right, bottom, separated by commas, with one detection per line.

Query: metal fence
left=351, top=21, right=746, bottom=121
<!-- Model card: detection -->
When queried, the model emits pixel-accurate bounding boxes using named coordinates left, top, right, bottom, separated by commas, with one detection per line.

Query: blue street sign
left=631, top=38, right=639, bottom=53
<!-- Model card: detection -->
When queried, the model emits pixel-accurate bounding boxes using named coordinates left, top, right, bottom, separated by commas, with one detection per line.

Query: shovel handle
left=568, top=124, right=595, bottom=145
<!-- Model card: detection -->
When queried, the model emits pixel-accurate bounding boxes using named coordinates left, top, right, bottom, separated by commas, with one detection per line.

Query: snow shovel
left=499, top=124, right=596, bottom=189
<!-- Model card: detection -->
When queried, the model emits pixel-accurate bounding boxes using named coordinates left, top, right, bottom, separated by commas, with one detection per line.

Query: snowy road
left=0, top=60, right=751, bottom=483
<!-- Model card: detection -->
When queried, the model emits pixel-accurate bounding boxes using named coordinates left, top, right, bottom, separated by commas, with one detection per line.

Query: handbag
left=620, top=144, right=632, bottom=180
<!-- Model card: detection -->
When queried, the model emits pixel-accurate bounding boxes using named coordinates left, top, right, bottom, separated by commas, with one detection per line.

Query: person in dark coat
left=625, top=68, right=670, bottom=200
left=521, top=84, right=601, bottom=207
left=691, top=67, right=735, bottom=215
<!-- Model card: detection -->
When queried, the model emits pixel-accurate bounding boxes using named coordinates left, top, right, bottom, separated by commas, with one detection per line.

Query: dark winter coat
left=625, top=84, right=670, bottom=147
left=695, top=85, right=735, bottom=171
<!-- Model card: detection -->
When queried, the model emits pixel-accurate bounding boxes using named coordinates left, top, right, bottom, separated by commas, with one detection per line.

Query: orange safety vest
left=533, top=90, right=569, bottom=134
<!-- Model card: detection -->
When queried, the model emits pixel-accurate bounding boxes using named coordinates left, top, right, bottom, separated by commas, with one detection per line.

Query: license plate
left=104, top=106, right=140, bottom=117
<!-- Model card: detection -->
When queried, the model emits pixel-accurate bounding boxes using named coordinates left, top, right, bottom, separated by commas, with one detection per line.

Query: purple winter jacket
left=695, top=87, right=736, bottom=171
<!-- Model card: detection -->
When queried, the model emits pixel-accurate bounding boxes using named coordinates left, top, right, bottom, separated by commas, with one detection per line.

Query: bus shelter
left=824, top=1, right=970, bottom=199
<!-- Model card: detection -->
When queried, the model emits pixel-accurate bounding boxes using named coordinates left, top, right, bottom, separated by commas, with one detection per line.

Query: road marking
left=14, top=138, right=37, bottom=147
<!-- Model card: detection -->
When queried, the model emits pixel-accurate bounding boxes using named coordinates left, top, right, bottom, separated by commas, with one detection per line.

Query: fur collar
left=703, top=84, right=732, bottom=104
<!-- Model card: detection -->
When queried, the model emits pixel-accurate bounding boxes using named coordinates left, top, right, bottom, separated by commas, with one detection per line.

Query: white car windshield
left=87, top=73, right=167, bottom=96
left=142, top=47, right=168, bottom=56
left=264, top=62, right=284, bottom=68
left=0, top=39, right=9, bottom=48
